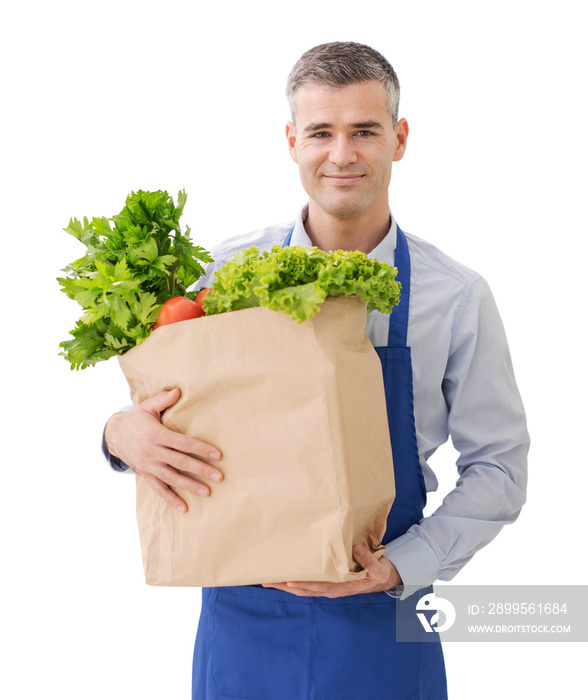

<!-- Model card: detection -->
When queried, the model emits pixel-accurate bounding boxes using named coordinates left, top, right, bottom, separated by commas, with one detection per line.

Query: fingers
left=144, top=453, right=216, bottom=493
left=160, top=428, right=222, bottom=465
left=143, top=473, right=190, bottom=513
left=352, top=545, right=390, bottom=585
left=144, top=429, right=223, bottom=485
left=287, top=582, right=340, bottom=597
left=352, top=545, right=379, bottom=571
left=144, top=388, right=223, bottom=465
left=263, top=577, right=369, bottom=598
left=353, top=546, right=402, bottom=589
left=106, top=388, right=224, bottom=508
left=136, top=448, right=220, bottom=513
left=265, top=547, right=398, bottom=598
left=261, top=582, right=333, bottom=597
left=133, top=436, right=223, bottom=499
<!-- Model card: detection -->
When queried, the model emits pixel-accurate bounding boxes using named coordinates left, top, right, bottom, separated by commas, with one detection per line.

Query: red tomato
left=155, top=296, right=204, bottom=327
left=194, top=287, right=213, bottom=316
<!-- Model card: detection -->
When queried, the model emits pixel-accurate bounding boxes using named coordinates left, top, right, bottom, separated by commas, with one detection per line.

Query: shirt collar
left=289, top=204, right=398, bottom=265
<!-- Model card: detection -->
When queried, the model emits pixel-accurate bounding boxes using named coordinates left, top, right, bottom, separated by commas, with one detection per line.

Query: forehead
left=293, top=80, right=392, bottom=127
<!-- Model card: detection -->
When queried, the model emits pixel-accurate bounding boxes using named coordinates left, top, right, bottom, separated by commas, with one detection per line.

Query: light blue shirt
left=196, top=206, right=530, bottom=595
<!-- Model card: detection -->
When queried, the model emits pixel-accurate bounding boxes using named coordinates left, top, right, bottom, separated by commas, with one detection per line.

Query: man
left=104, top=42, right=529, bottom=699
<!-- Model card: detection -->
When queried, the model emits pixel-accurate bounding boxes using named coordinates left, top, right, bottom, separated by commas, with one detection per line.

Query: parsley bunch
left=58, top=190, right=212, bottom=369
left=203, top=245, right=401, bottom=323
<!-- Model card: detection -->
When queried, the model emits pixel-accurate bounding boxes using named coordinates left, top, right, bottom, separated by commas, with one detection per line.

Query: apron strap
left=388, top=225, right=410, bottom=348
left=282, top=226, right=294, bottom=247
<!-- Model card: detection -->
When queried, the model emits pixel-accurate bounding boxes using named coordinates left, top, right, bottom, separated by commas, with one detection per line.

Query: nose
left=329, top=135, right=357, bottom=168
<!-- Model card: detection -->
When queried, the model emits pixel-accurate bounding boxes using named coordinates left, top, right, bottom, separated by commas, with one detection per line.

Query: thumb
left=353, top=546, right=390, bottom=583
left=142, top=387, right=181, bottom=417
left=352, top=545, right=378, bottom=569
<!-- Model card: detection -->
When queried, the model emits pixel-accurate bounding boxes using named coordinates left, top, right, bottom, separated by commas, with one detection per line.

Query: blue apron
left=192, top=226, right=447, bottom=699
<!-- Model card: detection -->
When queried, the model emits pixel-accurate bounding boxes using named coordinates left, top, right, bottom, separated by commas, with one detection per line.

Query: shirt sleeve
left=384, top=277, right=529, bottom=598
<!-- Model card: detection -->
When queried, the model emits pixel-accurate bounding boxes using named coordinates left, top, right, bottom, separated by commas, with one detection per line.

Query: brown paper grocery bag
left=118, top=296, right=395, bottom=587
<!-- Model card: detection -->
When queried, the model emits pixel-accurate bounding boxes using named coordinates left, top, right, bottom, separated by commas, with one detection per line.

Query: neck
left=304, top=201, right=391, bottom=253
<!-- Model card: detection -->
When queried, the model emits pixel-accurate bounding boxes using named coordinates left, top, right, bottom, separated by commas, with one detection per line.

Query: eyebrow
left=302, top=121, right=385, bottom=134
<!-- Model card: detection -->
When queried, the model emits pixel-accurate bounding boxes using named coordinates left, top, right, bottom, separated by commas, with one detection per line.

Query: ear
left=285, top=121, right=299, bottom=164
left=392, top=118, right=409, bottom=162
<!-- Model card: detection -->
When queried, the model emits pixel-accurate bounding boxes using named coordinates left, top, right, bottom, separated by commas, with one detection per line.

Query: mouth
left=322, top=173, right=365, bottom=186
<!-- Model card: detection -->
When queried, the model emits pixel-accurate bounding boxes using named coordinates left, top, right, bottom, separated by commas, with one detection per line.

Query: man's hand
left=263, top=545, right=402, bottom=597
left=104, top=388, right=223, bottom=512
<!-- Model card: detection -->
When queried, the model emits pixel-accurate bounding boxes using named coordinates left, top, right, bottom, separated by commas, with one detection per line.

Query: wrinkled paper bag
left=118, top=296, right=395, bottom=587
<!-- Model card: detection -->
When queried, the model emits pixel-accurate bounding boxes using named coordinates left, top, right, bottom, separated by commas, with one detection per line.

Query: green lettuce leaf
left=203, top=245, right=401, bottom=323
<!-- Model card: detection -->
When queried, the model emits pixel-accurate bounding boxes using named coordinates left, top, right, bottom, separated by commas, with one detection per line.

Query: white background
left=1, top=1, right=586, bottom=698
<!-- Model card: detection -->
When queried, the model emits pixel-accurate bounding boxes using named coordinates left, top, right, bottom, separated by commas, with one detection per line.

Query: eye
left=311, top=131, right=331, bottom=139
left=356, top=130, right=374, bottom=138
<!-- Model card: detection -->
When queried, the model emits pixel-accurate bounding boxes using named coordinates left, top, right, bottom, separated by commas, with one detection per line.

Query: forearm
left=384, top=457, right=527, bottom=598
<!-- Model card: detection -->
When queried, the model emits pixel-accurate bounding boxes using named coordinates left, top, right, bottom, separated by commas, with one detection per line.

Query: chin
left=324, top=200, right=370, bottom=219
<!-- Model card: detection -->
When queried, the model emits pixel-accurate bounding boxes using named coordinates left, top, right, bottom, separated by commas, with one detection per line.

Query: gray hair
left=286, top=42, right=401, bottom=124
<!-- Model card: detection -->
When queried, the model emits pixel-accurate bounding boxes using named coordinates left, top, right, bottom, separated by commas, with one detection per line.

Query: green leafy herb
left=203, top=245, right=401, bottom=322
left=58, top=190, right=212, bottom=369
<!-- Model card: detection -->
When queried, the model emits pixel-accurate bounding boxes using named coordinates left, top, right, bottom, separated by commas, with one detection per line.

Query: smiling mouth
left=323, top=174, right=365, bottom=185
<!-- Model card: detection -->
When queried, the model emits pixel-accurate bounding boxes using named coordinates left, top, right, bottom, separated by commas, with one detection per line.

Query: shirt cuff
left=383, top=526, right=441, bottom=600
left=384, top=586, right=404, bottom=599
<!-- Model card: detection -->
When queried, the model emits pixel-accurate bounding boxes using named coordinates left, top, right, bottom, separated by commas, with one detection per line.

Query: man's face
left=286, top=80, right=408, bottom=221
